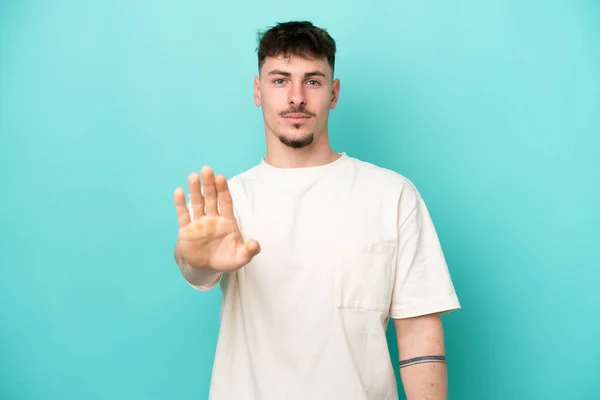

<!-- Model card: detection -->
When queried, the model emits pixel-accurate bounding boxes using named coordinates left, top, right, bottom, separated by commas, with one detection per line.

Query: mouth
left=282, top=113, right=312, bottom=123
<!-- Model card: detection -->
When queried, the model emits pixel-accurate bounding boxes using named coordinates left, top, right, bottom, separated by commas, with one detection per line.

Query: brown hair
left=256, top=21, right=337, bottom=76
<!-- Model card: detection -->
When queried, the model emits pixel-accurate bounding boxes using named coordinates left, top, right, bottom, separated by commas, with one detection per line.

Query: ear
left=330, top=78, right=340, bottom=110
left=253, top=76, right=261, bottom=106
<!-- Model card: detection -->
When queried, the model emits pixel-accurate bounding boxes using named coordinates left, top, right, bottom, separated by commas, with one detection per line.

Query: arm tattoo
left=399, top=355, right=447, bottom=369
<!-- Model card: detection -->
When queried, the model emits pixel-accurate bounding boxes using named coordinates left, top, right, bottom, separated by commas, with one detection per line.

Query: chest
left=232, top=183, right=399, bottom=313
left=232, top=183, right=398, bottom=278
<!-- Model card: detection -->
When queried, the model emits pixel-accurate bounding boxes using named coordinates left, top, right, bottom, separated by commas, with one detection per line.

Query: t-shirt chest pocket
left=332, top=240, right=396, bottom=313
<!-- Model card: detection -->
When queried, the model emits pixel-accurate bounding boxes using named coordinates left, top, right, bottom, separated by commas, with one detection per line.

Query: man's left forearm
left=393, top=313, right=448, bottom=400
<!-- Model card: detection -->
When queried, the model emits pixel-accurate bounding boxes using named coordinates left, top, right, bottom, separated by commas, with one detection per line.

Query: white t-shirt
left=182, top=152, right=460, bottom=400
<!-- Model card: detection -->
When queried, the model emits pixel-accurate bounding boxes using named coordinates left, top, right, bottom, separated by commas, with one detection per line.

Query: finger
left=174, top=187, right=191, bottom=227
left=215, top=174, right=235, bottom=219
left=245, top=240, right=261, bottom=257
left=237, top=239, right=261, bottom=263
left=201, top=166, right=218, bottom=216
left=188, top=172, right=204, bottom=219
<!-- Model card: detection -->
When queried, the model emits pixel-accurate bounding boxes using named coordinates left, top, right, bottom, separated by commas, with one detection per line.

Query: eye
left=307, top=80, right=321, bottom=86
left=273, top=78, right=285, bottom=85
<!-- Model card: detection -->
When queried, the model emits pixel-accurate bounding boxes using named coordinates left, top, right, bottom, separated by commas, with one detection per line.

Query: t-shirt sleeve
left=389, top=196, right=460, bottom=319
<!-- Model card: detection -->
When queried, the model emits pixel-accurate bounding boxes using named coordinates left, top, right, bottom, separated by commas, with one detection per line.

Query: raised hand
left=174, top=166, right=260, bottom=272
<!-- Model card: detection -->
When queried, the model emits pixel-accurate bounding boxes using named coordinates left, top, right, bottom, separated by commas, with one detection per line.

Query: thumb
left=244, top=239, right=261, bottom=257
left=235, top=239, right=260, bottom=265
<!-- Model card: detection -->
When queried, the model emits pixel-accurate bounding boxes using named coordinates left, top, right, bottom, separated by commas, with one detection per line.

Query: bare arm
left=393, top=313, right=448, bottom=400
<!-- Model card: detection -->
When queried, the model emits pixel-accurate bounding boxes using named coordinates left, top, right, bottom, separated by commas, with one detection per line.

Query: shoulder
left=347, top=156, right=422, bottom=205
left=225, top=164, right=262, bottom=191
left=222, top=163, right=266, bottom=206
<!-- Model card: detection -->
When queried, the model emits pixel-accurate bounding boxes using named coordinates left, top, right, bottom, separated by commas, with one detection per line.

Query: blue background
left=1, top=1, right=599, bottom=399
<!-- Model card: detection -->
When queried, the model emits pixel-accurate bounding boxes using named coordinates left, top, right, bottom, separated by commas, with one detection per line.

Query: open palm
left=173, top=166, right=260, bottom=272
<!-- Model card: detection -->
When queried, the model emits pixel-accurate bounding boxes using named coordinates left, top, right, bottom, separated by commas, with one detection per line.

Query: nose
left=287, top=82, right=306, bottom=107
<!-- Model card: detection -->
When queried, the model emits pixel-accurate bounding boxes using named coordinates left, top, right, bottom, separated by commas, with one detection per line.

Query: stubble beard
left=276, top=106, right=316, bottom=149
left=278, top=130, right=315, bottom=149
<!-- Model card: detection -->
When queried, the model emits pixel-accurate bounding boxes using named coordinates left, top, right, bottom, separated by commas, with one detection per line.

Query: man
left=173, top=21, right=460, bottom=400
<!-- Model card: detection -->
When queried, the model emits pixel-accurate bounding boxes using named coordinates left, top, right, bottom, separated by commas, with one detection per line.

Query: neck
left=263, top=130, right=340, bottom=168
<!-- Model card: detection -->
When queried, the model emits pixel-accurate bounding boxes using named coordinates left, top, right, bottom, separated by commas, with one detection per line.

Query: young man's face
left=254, top=55, right=340, bottom=149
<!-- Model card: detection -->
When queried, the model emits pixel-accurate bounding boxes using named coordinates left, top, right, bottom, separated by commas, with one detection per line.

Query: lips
left=282, top=113, right=312, bottom=124
left=283, top=113, right=311, bottom=119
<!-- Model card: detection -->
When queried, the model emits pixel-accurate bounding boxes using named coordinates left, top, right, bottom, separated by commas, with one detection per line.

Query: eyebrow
left=268, top=70, right=327, bottom=78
